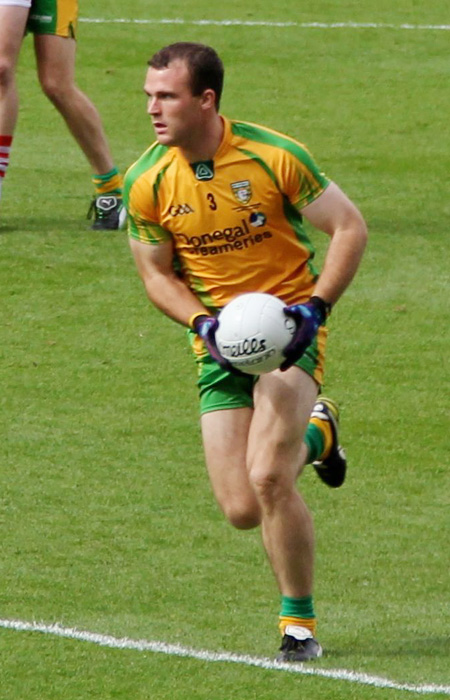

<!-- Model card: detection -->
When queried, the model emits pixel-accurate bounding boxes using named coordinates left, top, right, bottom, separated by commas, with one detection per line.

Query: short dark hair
left=148, top=42, right=224, bottom=109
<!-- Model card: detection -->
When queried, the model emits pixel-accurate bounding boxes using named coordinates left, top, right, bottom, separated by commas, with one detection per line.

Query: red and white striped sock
left=0, top=135, right=13, bottom=200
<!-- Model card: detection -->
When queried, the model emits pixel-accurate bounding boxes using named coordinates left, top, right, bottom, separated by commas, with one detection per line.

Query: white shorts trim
left=0, top=0, right=32, bottom=7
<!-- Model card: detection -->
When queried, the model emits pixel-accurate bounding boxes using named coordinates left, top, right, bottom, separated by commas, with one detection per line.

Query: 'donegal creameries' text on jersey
left=124, top=118, right=330, bottom=312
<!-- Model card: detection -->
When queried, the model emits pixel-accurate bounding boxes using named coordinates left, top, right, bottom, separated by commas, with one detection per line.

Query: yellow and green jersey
left=124, top=117, right=330, bottom=312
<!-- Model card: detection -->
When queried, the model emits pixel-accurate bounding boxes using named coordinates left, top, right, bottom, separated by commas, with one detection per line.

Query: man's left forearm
left=313, top=221, right=368, bottom=306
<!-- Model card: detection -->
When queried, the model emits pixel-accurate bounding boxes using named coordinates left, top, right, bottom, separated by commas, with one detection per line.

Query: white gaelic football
left=216, top=293, right=296, bottom=375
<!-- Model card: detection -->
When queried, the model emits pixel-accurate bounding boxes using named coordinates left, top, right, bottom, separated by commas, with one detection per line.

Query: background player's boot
left=88, top=195, right=125, bottom=230
left=277, top=625, right=323, bottom=662
left=312, top=397, right=347, bottom=488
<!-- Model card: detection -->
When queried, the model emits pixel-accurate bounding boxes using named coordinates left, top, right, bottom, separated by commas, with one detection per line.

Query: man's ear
left=200, top=88, right=217, bottom=110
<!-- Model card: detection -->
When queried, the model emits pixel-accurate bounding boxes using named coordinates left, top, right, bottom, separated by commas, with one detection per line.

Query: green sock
left=304, top=423, right=324, bottom=464
left=92, top=166, right=122, bottom=196
left=280, top=594, right=315, bottom=618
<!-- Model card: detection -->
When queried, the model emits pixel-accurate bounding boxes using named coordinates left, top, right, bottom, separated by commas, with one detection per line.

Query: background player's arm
left=300, top=182, right=368, bottom=305
left=129, top=238, right=208, bottom=326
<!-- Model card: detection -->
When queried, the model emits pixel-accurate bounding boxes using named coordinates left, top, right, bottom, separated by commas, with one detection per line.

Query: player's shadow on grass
left=0, top=223, right=17, bottom=234
left=0, top=218, right=92, bottom=234
left=326, top=636, right=449, bottom=659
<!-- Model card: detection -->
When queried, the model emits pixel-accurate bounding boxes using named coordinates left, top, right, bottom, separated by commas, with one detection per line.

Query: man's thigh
left=0, top=5, right=29, bottom=59
left=33, top=32, right=76, bottom=85
left=201, top=407, right=258, bottom=516
left=0, top=0, right=30, bottom=6
left=248, top=366, right=319, bottom=480
left=27, top=0, right=77, bottom=38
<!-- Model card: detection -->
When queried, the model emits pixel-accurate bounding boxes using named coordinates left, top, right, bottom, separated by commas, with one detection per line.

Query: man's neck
left=180, top=114, right=224, bottom=163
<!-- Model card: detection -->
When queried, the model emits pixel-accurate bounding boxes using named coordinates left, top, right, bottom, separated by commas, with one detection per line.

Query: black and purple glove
left=192, top=315, right=225, bottom=365
left=192, top=314, right=246, bottom=376
left=280, top=296, right=331, bottom=372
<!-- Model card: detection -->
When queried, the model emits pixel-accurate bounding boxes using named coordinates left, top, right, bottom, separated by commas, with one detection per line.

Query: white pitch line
left=1, top=618, right=449, bottom=696
left=79, top=18, right=450, bottom=30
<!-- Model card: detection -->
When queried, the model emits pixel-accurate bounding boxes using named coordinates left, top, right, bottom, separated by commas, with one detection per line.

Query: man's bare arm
left=301, top=182, right=368, bottom=305
left=129, top=237, right=208, bottom=326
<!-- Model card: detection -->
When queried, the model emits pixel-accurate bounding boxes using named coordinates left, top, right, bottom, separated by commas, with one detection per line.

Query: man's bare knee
left=0, top=59, right=14, bottom=89
left=39, top=76, right=71, bottom=106
left=222, top=501, right=261, bottom=530
left=249, top=467, right=292, bottom=510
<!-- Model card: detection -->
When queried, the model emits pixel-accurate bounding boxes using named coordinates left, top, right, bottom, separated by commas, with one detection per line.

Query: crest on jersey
left=231, top=180, right=252, bottom=204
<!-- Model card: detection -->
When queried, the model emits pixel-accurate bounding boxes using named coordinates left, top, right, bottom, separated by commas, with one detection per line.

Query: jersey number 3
left=207, top=193, right=217, bottom=211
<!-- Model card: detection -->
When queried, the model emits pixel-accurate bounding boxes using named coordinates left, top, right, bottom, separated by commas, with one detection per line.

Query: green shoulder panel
left=230, top=120, right=328, bottom=188
left=123, top=142, right=169, bottom=208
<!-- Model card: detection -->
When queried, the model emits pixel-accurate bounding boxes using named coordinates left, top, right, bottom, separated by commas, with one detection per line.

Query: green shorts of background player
left=0, top=0, right=124, bottom=228
left=26, top=0, right=77, bottom=38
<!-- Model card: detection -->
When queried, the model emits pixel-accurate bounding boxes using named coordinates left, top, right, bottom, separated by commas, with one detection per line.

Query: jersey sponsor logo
left=174, top=218, right=273, bottom=257
left=193, top=162, right=214, bottom=181
left=169, top=203, right=195, bottom=216
left=231, top=180, right=252, bottom=204
left=249, top=212, right=266, bottom=227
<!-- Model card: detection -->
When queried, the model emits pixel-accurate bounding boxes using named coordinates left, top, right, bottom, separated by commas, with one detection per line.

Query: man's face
left=144, top=60, right=206, bottom=149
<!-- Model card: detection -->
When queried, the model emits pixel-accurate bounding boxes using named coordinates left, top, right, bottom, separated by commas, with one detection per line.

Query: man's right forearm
left=141, top=270, right=208, bottom=328
left=129, top=237, right=208, bottom=328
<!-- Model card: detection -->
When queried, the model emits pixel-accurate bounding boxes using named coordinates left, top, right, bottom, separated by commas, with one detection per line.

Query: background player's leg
left=34, top=34, right=114, bottom=173
left=34, top=33, right=123, bottom=228
left=0, top=5, right=29, bottom=201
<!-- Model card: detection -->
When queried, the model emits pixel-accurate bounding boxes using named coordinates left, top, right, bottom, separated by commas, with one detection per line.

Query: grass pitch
left=1, top=1, right=449, bottom=698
